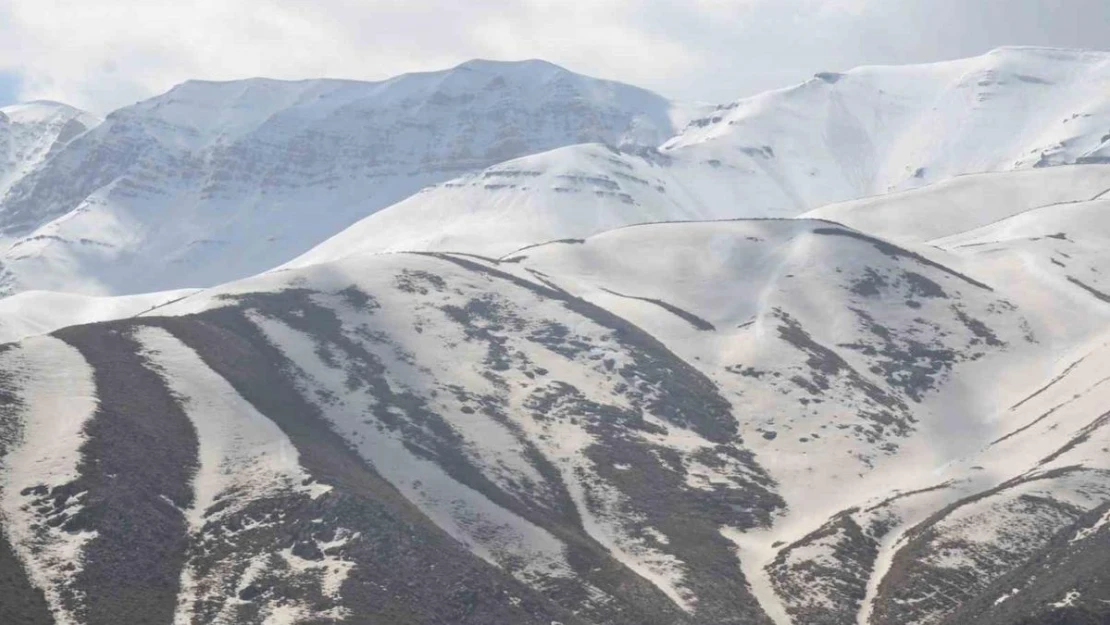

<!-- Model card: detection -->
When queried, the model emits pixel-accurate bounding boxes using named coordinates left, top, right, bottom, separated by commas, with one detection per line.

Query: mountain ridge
left=1, top=49, right=1110, bottom=625
left=4, top=211, right=1110, bottom=624
left=2, top=47, right=1110, bottom=297
left=0, top=58, right=684, bottom=296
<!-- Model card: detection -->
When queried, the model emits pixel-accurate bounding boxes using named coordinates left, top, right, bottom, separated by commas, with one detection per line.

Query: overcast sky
left=1, top=0, right=1107, bottom=113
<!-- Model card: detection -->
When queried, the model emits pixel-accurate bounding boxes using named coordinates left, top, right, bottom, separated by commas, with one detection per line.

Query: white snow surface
left=4, top=194, right=1110, bottom=622
left=667, top=47, right=1110, bottom=199
left=0, top=288, right=198, bottom=343
left=155, top=212, right=1058, bottom=619
left=134, top=326, right=328, bottom=527
left=246, top=307, right=577, bottom=580
left=806, top=165, right=1110, bottom=244
left=294, top=48, right=1110, bottom=265
left=287, top=143, right=748, bottom=264
left=0, top=101, right=99, bottom=199
left=1, top=48, right=1109, bottom=298
left=0, top=59, right=683, bottom=297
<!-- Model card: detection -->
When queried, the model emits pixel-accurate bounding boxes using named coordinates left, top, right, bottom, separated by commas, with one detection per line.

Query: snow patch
left=0, top=336, right=99, bottom=625
left=133, top=327, right=345, bottom=624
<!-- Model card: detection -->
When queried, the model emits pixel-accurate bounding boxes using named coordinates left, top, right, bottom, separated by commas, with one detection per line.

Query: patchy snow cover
left=133, top=327, right=345, bottom=625
left=847, top=321, right=1110, bottom=625
left=495, top=214, right=1110, bottom=625
left=721, top=526, right=792, bottom=625
left=0, top=336, right=98, bottom=625
left=134, top=326, right=328, bottom=525
left=245, top=309, right=578, bottom=592
left=154, top=210, right=1061, bottom=623
left=517, top=218, right=1034, bottom=473
left=1, top=194, right=1109, bottom=622
left=1052, top=590, right=1082, bottom=609
left=156, top=248, right=787, bottom=618
left=1, top=49, right=1110, bottom=620
left=1073, top=508, right=1110, bottom=543
left=930, top=196, right=1110, bottom=352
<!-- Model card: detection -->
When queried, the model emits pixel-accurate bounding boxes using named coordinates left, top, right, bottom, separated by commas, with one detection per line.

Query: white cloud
left=0, top=0, right=1106, bottom=113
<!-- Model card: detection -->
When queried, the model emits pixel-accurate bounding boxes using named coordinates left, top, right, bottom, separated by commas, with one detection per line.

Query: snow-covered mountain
left=0, top=60, right=687, bottom=295
left=666, top=46, right=1110, bottom=200
left=0, top=102, right=99, bottom=199
left=0, top=288, right=197, bottom=344
left=293, top=47, right=1110, bottom=266
left=3, top=206, right=1110, bottom=625
left=806, top=164, right=1110, bottom=244
left=3, top=48, right=1110, bottom=295
left=288, top=142, right=747, bottom=263
left=3, top=47, right=1110, bottom=625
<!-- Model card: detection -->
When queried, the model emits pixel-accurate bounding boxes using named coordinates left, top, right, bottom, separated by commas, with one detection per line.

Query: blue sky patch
left=0, top=70, right=23, bottom=107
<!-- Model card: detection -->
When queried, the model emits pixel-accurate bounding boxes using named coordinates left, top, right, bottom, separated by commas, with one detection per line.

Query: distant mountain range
left=2, top=47, right=1110, bottom=296
left=1, top=47, right=1110, bottom=625
left=0, top=59, right=687, bottom=295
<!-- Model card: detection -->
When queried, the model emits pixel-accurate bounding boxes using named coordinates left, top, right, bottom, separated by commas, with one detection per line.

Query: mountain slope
left=287, top=143, right=753, bottom=264
left=5, top=48, right=1110, bottom=295
left=0, top=288, right=198, bottom=343
left=806, top=165, right=1110, bottom=244
left=291, top=48, right=1110, bottom=265
left=5, top=214, right=1108, bottom=624
left=0, top=102, right=99, bottom=199
left=0, top=60, right=685, bottom=296
left=668, top=47, right=1110, bottom=202
left=805, top=165, right=1110, bottom=349
left=2, top=49, right=1110, bottom=625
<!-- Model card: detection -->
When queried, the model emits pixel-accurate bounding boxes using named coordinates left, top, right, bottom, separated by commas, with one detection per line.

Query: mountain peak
left=0, top=100, right=97, bottom=126
left=0, top=56, right=680, bottom=294
left=0, top=100, right=100, bottom=198
left=453, top=57, right=566, bottom=73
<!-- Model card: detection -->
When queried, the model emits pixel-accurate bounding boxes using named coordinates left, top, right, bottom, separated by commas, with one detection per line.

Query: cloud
left=0, top=0, right=1106, bottom=113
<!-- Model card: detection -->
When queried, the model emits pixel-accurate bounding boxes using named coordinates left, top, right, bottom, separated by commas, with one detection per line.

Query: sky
left=1, top=0, right=1107, bottom=113
left=0, top=70, right=21, bottom=107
